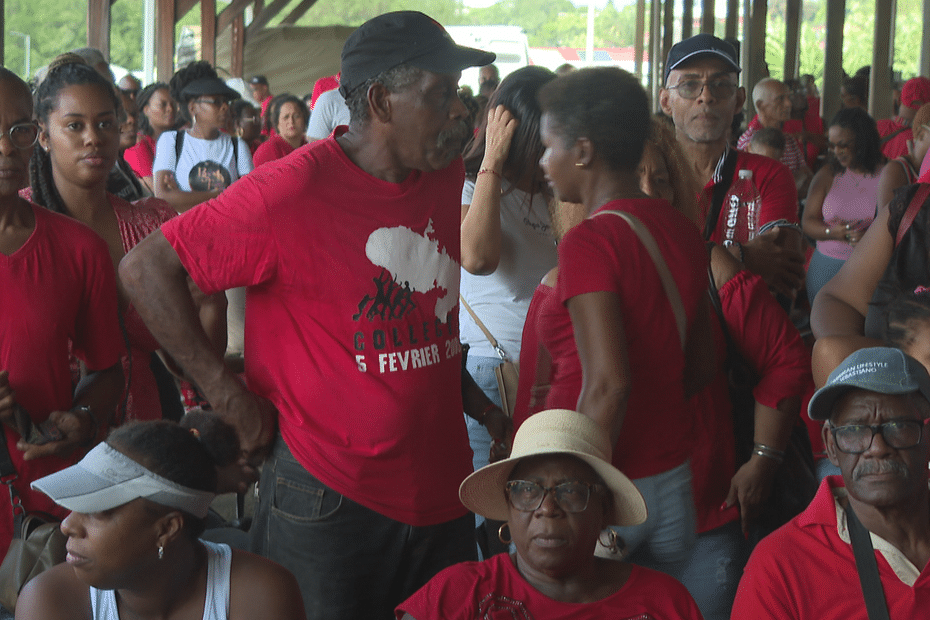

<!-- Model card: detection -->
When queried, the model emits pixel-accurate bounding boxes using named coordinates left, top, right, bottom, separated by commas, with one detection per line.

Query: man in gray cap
left=120, top=10, right=503, bottom=620
left=659, top=34, right=805, bottom=301
left=733, top=347, right=930, bottom=619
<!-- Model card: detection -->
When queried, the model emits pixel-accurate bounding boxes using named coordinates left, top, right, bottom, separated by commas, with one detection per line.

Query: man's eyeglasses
left=505, top=480, right=601, bottom=513
left=1, top=122, right=39, bottom=149
left=666, top=79, right=737, bottom=100
left=196, top=96, right=233, bottom=108
left=239, top=116, right=259, bottom=124
left=829, top=419, right=930, bottom=454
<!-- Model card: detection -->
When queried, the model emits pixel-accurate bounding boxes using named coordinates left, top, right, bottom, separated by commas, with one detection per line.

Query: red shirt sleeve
left=718, top=270, right=812, bottom=408
left=161, top=167, right=278, bottom=295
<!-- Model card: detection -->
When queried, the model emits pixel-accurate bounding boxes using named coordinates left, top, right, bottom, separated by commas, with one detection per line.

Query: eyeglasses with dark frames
left=1, top=122, right=39, bottom=149
left=505, top=480, right=602, bottom=513
left=829, top=419, right=930, bottom=454
left=196, top=96, right=233, bottom=108
left=666, top=79, right=737, bottom=100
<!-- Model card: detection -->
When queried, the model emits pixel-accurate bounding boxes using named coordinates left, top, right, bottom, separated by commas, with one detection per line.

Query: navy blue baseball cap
left=664, top=34, right=740, bottom=86
left=339, top=11, right=495, bottom=98
left=808, top=347, right=930, bottom=421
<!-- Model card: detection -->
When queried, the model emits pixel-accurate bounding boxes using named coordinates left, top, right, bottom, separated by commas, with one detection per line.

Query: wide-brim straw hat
left=459, top=409, right=647, bottom=527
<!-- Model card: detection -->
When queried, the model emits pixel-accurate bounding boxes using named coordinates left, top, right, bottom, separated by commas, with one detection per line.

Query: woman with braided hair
left=26, top=54, right=227, bottom=423
left=154, top=61, right=253, bottom=213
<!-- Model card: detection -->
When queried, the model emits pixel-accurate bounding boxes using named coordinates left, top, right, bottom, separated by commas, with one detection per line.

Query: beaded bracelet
left=477, top=168, right=502, bottom=179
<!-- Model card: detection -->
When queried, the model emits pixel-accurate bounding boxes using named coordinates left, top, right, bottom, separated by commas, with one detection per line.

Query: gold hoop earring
left=498, top=523, right=512, bottom=545
left=598, top=528, right=620, bottom=554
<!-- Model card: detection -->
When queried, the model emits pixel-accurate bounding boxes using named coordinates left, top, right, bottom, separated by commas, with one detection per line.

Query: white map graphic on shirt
left=365, top=221, right=460, bottom=320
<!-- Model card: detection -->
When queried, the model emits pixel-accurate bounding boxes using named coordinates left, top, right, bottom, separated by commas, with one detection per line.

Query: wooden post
left=783, top=0, right=801, bottom=80
left=87, top=0, right=111, bottom=58
left=663, top=0, right=674, bottom=73
left=202, top=0, right=217, bottom=65
left=702, top=0, right=715, bottom=34
left=922, top=0, right=930, bottom=76
left=651, top=0, right=663, bottom=107
left=744, top=0, right=767, bottom=117
left=156, top=0, right=176, bottom=83
left=822, top=0, right=845, bottom=123
left=231, top=14, right=245, bottom=78
left=725, top=0, right=739, bottom=40
left=869, top=0, right=893, bottom=119
left=634, top=0, right=646, bottom=80
left=683, top=0, right=693, bottom=40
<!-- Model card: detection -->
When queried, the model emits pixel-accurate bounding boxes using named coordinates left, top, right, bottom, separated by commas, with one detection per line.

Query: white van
left=445, top=25, right=531, bottom=93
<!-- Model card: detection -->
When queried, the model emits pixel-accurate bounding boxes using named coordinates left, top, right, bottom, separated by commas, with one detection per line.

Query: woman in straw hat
left=15, top=419, right=305, bottom=620
left=396, top=409, right=703, bottom=619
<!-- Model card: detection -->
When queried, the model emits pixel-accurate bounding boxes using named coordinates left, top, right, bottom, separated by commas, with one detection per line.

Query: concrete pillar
left=822, top=0, right=845, bottom=123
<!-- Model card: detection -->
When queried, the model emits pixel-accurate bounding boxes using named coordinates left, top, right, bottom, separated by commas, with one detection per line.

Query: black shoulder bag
left=845, top=501, right=891, bottom=620
left=702, top=148, right=740, bottom=240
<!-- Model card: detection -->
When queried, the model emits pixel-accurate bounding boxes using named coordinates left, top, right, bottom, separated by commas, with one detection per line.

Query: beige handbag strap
left=594, top=210, right=687, bottom=350
left=460, top=295, right=512, bottom=362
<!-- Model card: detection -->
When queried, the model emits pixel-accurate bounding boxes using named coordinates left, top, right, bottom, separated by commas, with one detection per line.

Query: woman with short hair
left=17, top=419, right=306, bottom=620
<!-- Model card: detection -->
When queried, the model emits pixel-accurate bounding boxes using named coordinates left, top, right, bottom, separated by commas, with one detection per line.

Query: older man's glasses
left=1, top=123, right=39, bottom=149
left=505, top=480, right=600, bottom=513
left=666, top=79, right=737, bottom=100
left=829, top=419, right=930, bottom=454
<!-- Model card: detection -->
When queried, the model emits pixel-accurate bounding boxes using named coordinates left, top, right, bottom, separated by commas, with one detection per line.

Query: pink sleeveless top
left=817, top=168, right=882, bottom=260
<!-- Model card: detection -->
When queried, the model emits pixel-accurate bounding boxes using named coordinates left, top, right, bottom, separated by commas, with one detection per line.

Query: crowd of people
left=3, top=8, right=930, bottom=620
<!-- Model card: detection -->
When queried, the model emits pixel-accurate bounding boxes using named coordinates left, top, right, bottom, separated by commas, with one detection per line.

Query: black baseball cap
left=181, top=77, right=241, bottom=102
left=664, top=34, right=740, bottom=86
left=249, top=75, right=268, bottom=86
left=339, top=11, right=496, bottom=98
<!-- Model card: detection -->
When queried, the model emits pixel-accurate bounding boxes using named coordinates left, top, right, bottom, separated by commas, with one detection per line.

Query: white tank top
left=90, top=540, right=232, bottom=620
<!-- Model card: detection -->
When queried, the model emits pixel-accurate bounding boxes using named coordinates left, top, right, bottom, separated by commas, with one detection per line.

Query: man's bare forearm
left=119, top=231, right=241, bottom=409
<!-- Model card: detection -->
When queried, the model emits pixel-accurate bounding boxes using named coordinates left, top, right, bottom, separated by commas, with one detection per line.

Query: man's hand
left=216, top=385, right=278, bottom=465
left=17, top=408, right=95, bottom=461
left=741, top=226, right=805, bottom=298
left=483, top=408, right=513, bottom=463
left=724, top=454, right=779, bottom=536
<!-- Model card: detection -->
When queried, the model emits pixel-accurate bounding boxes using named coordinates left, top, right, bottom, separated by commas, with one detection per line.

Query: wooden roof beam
left=218, top=0, right=253, bottom=34
left=281, top=0, right=318, bottom=25
left=177, top=0, right=199, bottom=21
left=246, top=0, right=291, bottom=37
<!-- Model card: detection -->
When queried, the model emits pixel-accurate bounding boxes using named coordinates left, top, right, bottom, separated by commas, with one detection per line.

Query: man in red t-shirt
left=737, top=78, right=813, bottom=199
left=733, top=347, right=930, bottom=619
left=660, top=34, right=805, bottom=300
left=121, top=12, right=500, bottom=620
left=249, top=75, right=274, bottom=136
left=876, top=76, right=930, bottom=159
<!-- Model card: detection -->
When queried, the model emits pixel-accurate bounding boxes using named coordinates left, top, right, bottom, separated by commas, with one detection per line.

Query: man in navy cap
left=120, top=11, right=502, bottom=619
left=733, top=347, right=930, bottom=619
left=660, top=34, right=805, bottom=302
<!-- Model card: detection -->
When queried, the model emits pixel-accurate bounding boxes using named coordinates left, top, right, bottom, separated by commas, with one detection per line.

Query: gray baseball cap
left=808, top=347, right=930, bottom=421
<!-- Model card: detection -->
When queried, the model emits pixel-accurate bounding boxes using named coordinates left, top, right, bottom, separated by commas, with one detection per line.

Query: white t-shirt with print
left=153, top=130, right=253, bottom=192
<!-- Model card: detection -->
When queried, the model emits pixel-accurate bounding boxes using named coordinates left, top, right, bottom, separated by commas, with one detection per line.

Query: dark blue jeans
left=249, top=435, right=476, bottom=620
